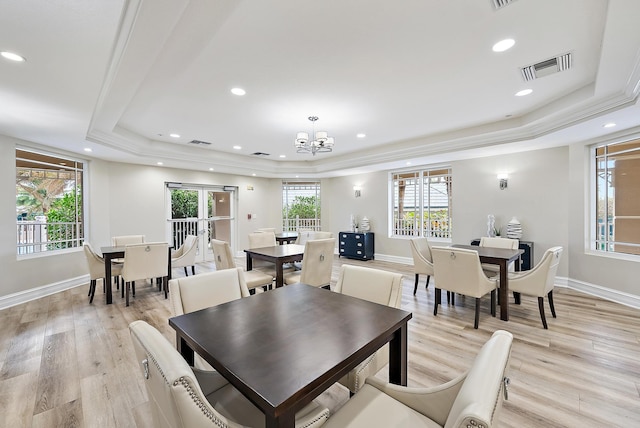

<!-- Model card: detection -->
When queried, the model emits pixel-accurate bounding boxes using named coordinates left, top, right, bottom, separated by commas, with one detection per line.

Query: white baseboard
left=0, top=275, right=89, bottom=311
left=3, top=258, right=639, bottom=311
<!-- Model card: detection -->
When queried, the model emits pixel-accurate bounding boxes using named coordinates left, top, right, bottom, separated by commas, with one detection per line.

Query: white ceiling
left=2, top=0, right=640, bottom=177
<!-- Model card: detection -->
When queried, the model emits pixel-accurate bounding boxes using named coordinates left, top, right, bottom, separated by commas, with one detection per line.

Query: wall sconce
left=353, top=186, right=362, bottom=198
left=497, top=173, right=508, bottom=190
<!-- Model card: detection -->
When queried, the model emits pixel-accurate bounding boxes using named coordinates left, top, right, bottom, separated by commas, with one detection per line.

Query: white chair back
left=298, top=238, right=336, bottom=287
left=431, top=247, right=494, bottom=298
left=121, top=242, right=168, bottom=282
left=334, top=265, right=402, bottom=308
left=169, top=268, right=249, bottom=317
left=410, top=238, right=434, bottom=273
left=112, top=234, right=145, bottom=246
left=211, top=238, right=236, bottom=270
left=83, top=242, right=105, bottom=279
left=479, top=237, right=519, bottom=250
left=248, top=231, right=276, bottom=248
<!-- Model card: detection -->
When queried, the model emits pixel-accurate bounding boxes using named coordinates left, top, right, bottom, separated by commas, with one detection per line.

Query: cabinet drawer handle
left=355, top=235, right=361, bottom=239
left=357, top=243, right=362, bottom=247
left=356, top=251, right=362, bottom=254
left=340, top=241, right=345, bottom=245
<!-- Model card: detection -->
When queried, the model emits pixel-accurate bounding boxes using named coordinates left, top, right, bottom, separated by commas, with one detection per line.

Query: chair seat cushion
left=323, top=384, right=440, bottom=428
left=207, top=382, right=328, bottom=428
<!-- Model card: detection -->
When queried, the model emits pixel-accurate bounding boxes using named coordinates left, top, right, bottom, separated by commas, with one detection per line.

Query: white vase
left=506, top=217, right=522, bottom=239
left=360, top=216, right=370, bottom=231
left=487, top=214, right=496, bottom=237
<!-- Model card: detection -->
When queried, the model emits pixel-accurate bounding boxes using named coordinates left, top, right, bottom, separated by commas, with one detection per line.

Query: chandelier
left=294, top=116, right=335, bottom=155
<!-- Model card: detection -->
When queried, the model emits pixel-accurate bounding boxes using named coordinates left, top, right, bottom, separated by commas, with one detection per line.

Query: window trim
left=388, top=166, right=452, bottom=240
left=16, top=147, right=87, bottom=259
left=589, top=137, right=640, bottom=261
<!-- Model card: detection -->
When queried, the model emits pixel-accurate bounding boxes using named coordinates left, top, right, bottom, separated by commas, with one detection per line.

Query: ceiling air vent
left=188, top=139, right=212, bottom=146
left=520, top=53, right=572, bottom=82
left=251, top=152, right=270, bottom=157
left=491, top=0, right=517, bottom=10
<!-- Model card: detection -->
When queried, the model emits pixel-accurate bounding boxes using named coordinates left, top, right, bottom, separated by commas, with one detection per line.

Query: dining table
left=169, top=282, right=412, bottom=428
left=244, top=243, right=305, bottom=288
left=451, top=244, right=523, bottom=321
left=100, top=244, right=172, bottom=304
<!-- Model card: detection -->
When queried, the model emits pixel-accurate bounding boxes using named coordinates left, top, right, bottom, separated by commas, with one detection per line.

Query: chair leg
left=513, top=291, right=521, bottom=304
left=88, top=279, right=93, bottom=296
left=425, top=275, right=430, bottom=289
left=491, top=289, right=496, bottom=317
left=548, top=290, right=557, bottom=318
left=538, top=296, right=548, bottom=329
left=433, top=288, right=440, bottom=316
left=184, top=266, right=188, bottom=276
left=125, top=282, right=130, bottom=306
left=132, top=281, right=136, bottom=297
left=89, top=279, right=97, bottom=303
left=474, top=297, right=481, bottom=329
left=163, top=276, right=168, bottom=299
left=191, top=265, right=196, bottom=275
left=413, top=274, right=419, bottom=295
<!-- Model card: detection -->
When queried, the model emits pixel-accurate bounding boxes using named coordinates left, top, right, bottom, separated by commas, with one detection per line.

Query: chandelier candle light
left=295, top=116, right=335, bottom=155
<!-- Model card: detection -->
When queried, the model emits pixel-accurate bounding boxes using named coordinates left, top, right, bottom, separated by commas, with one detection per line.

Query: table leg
left=246, top=253, right=253, bottom=271
left=275, top=262, right=284, bottom=288
left=499, top=260, right=509, bottom=321
left=176, top=333, right=194, bottom=366
left=266, top=409, right=295, bottom=428
left=105, top=254, right=113, bottom=305
left=388, top=323, right=408, bottom=386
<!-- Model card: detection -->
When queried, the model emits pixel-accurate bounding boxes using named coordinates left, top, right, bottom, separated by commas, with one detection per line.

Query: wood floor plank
left=1, top=257, right=639, bottom=427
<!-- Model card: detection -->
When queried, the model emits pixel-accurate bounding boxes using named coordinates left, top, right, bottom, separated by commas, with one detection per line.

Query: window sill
left=584, top=248, right=640, bottom=263
left=17, top=246, right=83, bottom=261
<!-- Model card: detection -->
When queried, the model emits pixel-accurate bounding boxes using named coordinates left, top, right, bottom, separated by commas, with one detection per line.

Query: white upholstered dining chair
left=210, top=239, right=274, bottom=292
left=431, top=246, right=497, bottom=329
left=502, top=246, right=563, bottom=329
left=129, top=320, right=330, bottom=428
left=121, top=242, right=169, bottom=306
left=171, top=234, right=198, bottom=276
left=169, top=268, right=251, bottom=370
left=83, top=242, right=122, bottom=304
left=333, top=265, right=403, bottom=395
left=283, top=238, right=335, bottom=288
left=409, top=237, right=434, bottom=295
left=321, top=330, right=513, bottom=428
left=479, top=237, right=519, bottom=276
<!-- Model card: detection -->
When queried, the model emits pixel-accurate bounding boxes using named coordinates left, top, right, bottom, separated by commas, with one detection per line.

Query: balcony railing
left=17, top=221, right=83, bottom=254
left=282, top=217, right=321, bottom=232
left=392, top=218, right=451, bottom=238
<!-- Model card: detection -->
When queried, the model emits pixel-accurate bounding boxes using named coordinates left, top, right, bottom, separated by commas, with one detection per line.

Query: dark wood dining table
left=452, top=244, right=523, bottom=321
left=169, top=283, right=412, bottom=428
left=100, top=245, right=172, bottom=304
left=244, top=244, right=305, bottom=288
left=274, top=231, right=298, bottom=244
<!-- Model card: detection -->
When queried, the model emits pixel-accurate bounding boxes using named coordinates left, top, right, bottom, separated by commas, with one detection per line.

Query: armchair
left=129, top=320, right=330, bottom=428
left=502, top=246, right=563, bottom=329
left=121, top=242, right=169, bottom=306
left=409, top=238, right=434, bottom=295
left=83, top=243, right=122, bottom=303
left=322, top=330, right=513, bottom=428
left=171, top=234, right=198, bottom=276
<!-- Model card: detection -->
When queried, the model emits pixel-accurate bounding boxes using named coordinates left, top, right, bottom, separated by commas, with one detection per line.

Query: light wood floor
left=1, top=256, right=639, bottom=427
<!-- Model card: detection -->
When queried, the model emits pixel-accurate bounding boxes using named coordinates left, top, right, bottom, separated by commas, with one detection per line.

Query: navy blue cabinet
left=339, top=232, right=375, bottom=260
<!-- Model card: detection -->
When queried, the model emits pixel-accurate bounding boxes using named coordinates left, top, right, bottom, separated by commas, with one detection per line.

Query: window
left=391, top=168, right=452, bottom=238
left=282, top=181, right=321, bottom=231
left=16, top=149, right=84, bottom=254
left=594, top=139, right=640, bottom=256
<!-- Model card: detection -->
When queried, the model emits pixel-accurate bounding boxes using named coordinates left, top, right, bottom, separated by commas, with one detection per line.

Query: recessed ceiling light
left=1, top=51, right=26, bottom=62
left=492, top=39, right=515, bottom=52
left=515, top=89, right=533, bottom=97
left=603, top=122, right=616, bottom=128
left=356, top=133, right=366, bottom=138
left=84, top=148, right=92, bottom=152
left=157, top=162, right=164, bottom=166
left=169, top=133, right=180, bottom=138
left=279, top=154, right=286, bottom=158
left=231, top=88, right=246, bottom=96
left=406, top=162, right=412, bottom=166
left=252, top=173, right=256, bottom=176
left=209, top=167, right=214, bottom=171
left=233, top=145, right=242, bottom=150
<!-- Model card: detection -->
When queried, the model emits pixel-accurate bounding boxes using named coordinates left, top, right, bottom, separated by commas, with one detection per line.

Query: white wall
left=3, top=135, right=638, bottom=304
